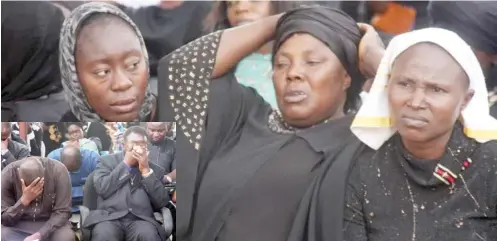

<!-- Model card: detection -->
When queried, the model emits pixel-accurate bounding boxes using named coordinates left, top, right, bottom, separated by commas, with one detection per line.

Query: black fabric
left=158, top=27, right=370, bottom=240
left=1, top=1, right=65, bottom=121
left=121, top=2, right=211, bottom=77
left=60, top=110, right=157, bottom=122
left=429, top=1, right=497, bottom=55
left=343, top=126, right=497, bottom=241
left=273, top=7, right=365, bottom=111
left=86, top=123, right=112, bottom=152
left=148, top=138, right=176, bottom=175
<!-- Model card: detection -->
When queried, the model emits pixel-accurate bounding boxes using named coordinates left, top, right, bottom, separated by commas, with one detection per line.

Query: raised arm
left=211, top=14, right=282, bottom=79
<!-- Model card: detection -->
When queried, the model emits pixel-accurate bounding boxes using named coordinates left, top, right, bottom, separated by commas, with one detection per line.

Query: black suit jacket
left=83, top=152, right=169, bottom=238
left=1, top=140, right=30, bottom=170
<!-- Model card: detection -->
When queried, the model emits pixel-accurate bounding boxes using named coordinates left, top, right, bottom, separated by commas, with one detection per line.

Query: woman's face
left=226, top=0, right=272, bottom=27
left=75, top=16, right=148, bottom=121
left=272, top=33, right=351, bottom=128
left=67, top=124, right=83, bottom=141
left=388, top=43, right=474, bottom=143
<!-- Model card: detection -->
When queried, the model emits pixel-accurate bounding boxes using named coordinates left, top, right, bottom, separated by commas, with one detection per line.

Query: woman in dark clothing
left=346, top=28, right=497, bottom=241
left=59, top=2, right=156, bottom=122
left=159, top=6, right=380, bottom=241
left=1, top=1, right=68, bottom=122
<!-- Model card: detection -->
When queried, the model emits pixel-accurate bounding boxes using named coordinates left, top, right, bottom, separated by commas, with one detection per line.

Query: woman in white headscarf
left=344, top=28, right=497, bottom=241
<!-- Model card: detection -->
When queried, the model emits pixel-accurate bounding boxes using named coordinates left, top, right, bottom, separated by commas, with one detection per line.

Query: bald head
left=147, top=122, right=167, bottom=144
left=61, top=146, right=82, bottom=172
left=18, top=157, right=45, bottom=186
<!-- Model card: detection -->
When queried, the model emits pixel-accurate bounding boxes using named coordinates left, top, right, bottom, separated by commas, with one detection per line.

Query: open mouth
left=283, top=90, right=308, bottom=103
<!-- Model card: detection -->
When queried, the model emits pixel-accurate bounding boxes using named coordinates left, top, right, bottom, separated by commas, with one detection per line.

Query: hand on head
left=357, top=23, right=386, bottom=79
left=20, top=177, right=44, bottom=206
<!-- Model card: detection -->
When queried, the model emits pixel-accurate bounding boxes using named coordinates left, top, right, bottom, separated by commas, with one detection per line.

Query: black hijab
left=1, top=1, right=65, bottom=121
left=273, top=7, right=365, bottom=112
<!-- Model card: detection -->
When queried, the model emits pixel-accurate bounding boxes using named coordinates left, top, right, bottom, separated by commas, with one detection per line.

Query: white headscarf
left=351, top=27, right=497, bottom=150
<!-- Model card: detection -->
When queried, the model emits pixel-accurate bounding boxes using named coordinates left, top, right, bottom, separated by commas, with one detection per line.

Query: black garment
left=42, top=123, right=67, bottom=155
left=344, top=125, right=497, bottom=241
left=273, top=7, right=364, bottom=112
left=1, top=1, right=65, bottom=121
left=11, top=123, right=43, bottom=156
left=148, top=138, right=176, bottom=175
left=158, top=28, right=369, bottom=241
left=86, top=123, right=112, bottom=152
left=83, top=153, right=168, bottom=240
left=120, top=2, right=211, bottom=77
left=1, top=140, right=30, bottom=170
left=429, top=1, right=497, bottom=55
left=91, top=216, right=161, bottom=241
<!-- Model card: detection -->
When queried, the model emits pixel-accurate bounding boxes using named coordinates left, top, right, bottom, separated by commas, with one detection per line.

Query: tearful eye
left=126, top=61, right=140, bottom=71
left=95, top=69, right=110, bottom=78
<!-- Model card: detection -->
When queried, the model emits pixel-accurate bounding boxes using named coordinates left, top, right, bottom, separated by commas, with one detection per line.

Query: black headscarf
left=272, top=6, right=365, bottom=112
left=429, top=1, right=497, bottom=55
left=1, top=1, right=65, bottom=121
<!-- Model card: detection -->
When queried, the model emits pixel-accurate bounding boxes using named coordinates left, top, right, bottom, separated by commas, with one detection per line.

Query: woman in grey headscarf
left=59, top=2, right=156, bottom=122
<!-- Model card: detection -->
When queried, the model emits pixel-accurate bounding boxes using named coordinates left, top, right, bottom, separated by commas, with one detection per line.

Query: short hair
left=60, top=145, right=82, bottom=163
left=123, top=126, right=148, bottom=142
left=18, top=157, right=45, bottom=186
left=1, top=122, right=12, bottom=132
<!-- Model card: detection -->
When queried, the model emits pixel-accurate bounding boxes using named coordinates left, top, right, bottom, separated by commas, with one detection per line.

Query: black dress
left=158, top=31, right=371, bottom=241
left=343, top=125, right=497, bottom=241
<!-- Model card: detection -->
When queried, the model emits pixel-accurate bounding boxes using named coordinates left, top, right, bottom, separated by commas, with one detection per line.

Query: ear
left=342, top=72, right=352, bottom=91
left=460, top=89, right=475, bottom=112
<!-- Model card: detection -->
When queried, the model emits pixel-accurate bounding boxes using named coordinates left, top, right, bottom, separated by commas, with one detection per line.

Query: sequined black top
left=343, top=125, right=497, bottom=241
left=159, top=30, right=366, bottom=241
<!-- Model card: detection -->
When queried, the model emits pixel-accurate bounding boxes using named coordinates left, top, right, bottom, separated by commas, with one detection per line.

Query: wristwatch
left=142, top=169, right=154, bottom=178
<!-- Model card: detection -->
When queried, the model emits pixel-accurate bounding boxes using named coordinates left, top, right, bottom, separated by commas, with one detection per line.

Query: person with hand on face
left=146, top=122, right=176, bottom=184
left=346, top=28, right=497, bottom=241
left=84, top=126, right=169, bottom=241
left=1, top=156, right=74, bottom=241
left=1, top=123, right=30, bottom=170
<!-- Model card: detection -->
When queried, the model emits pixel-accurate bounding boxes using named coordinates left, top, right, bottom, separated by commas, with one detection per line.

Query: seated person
left=146, top=122, right=176, bottom=184
left=1, top=156, right=74, bottom=241
left=1, top=122, right=30, bottom=170
left=83, top=126, right=170, bottom=241
left=62, top=123, right=99, bottom=154
left=48, top=145, right=99, bottom=213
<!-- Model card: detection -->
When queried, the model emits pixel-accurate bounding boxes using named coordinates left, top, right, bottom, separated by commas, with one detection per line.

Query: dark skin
left=122, top=132, right=150, bottom=175
left=75, top=16, right=149, bottom=121
left=146, top=122, right=176, bottom=181
left=388, top=43, right=474, bottom=160
left=226, top=0, right=274, bottom=54
left=146, top=122, right=167, bottom=144
left=66, top=124, right=84, bottom=142
left=273, top=33, right=351, bottom=127
left=209, top=15, right=386, bottom=128
left=61, top=146, right=82, bottom=172
left=1, top=123, right=11, bottom=151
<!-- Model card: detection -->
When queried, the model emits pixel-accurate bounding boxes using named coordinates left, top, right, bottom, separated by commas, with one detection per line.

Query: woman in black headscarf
left=1, top=1, right=68, bottom=121
left=158, top=6, right=378, bottom=241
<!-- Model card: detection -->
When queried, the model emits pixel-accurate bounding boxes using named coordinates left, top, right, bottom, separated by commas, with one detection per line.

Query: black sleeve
left=158, top=31, right=263, bottom=153
left=343, top=158, right=368, bottom=241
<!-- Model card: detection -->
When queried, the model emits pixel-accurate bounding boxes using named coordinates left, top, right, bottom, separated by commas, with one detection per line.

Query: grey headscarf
left=59, top=2, right=154, bottom=121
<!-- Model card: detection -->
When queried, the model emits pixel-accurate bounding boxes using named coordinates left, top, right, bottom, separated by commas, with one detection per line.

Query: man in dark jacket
left=84, top=126, right=169, bottom=241
left=146, top=122, right=176, bottom=184
left=1, top=122, right=30, bottom=170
